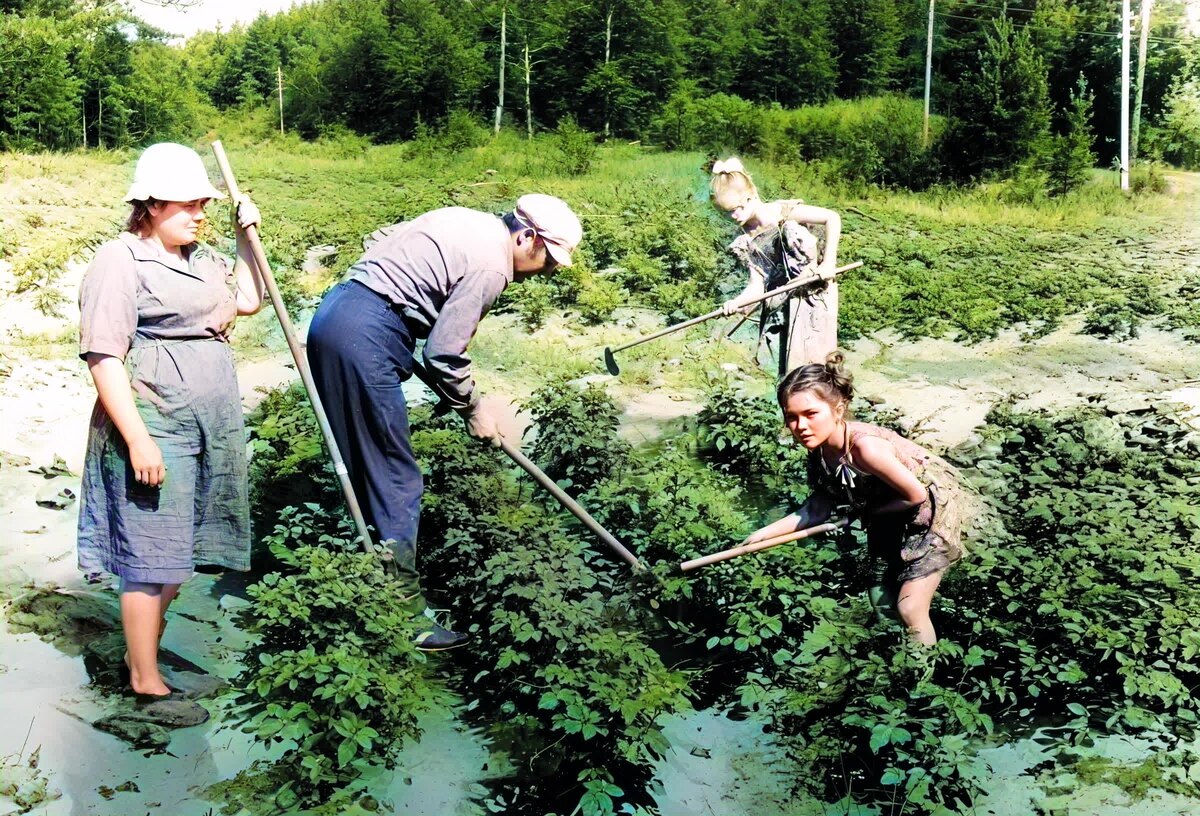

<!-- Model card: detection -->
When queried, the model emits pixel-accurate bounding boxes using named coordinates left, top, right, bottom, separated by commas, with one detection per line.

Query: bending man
left=307, top=195, right=582, bottom=650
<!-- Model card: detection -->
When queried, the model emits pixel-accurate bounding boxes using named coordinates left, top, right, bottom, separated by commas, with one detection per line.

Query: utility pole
left=277, top=65, right=285, bottom=136
left=1120, top=0, right=1131, bottom=190
left=495, top=2, right=506, bottom=134
left=1132, top=0, right=1152, bottom=163
left=603, top=5, right=613, bottom=140
left=923, top=0, right=935, bottom=147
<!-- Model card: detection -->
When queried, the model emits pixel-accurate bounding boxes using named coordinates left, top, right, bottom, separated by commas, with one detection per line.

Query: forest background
left=2, top=0, right=1199, bottom=184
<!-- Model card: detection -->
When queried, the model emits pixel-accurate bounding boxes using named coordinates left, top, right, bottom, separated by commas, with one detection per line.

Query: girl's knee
left=895, top=594, right=930, bottom=627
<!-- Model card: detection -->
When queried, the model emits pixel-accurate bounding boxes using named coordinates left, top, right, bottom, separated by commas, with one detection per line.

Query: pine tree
left=740, top=0, right=837, bottom=106
left=942, top=15, right=1051, bottom=179
left=832, top=0, right=904, bottom=97
left=1046, top=75, right=1096, bottom=196
left=0, top=15, right=81, bottom=149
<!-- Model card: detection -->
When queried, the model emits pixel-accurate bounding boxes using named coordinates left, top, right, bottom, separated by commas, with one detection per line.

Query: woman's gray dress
left=77, top=233, right=251, bottom=585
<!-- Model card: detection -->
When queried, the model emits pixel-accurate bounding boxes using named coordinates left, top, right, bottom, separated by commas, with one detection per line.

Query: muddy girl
left=710, top=157, right=843, bottom=374
left=76, top=143, right=266, bottom=710
left=741, top=354, right=966, bottom=645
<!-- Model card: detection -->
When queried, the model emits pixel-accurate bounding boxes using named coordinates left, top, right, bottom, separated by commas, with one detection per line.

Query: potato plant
left=648, top=388, right=1200, bottom=813
left=225, top=505, right=440, bottom=807
left=412, top=416, right=692, bottom=815
left=230, top=363, right=1200, bottom=814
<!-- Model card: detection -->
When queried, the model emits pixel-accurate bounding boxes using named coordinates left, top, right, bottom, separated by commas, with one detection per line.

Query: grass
left=2, top=131, right=1195, bottom=371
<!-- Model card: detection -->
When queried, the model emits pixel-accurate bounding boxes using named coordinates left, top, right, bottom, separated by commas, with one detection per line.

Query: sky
left=128, top=0, right=302, bottom=39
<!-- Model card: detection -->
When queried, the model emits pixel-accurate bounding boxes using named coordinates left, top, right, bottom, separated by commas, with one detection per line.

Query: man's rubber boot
left=412, top=610, right=468, bottom=652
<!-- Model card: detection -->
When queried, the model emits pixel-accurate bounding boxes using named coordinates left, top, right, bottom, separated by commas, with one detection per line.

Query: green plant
left=575, top=275, right=625, bottom=325
left=410, top=413, right=691, bottom=814
left=441, top=109, right=488, bottom=152
left=246, top=382, right=337, bottom=518
left=507, top=277, right=554, bottom=331
left=225, top=505, right=438, bottom=806
left=523, top=377, right=630, bottom=492
left=1044, top=76, right=1096, bottom=197
left=554, top=115, right=598, bottom=176
left=694, top=380, right=807, bottom=500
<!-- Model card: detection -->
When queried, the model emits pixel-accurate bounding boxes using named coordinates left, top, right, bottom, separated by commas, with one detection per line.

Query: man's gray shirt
left=349, top=207, right=513, bottom=410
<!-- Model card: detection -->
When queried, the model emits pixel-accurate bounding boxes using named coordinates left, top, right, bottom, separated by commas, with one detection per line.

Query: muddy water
left=5, top=316, right=1200, bottom=813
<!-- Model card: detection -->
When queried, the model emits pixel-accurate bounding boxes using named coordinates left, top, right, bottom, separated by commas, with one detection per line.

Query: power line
left=937, top=2, right=1198, bottom=44
left=935, top=9, right=1195, bottom=43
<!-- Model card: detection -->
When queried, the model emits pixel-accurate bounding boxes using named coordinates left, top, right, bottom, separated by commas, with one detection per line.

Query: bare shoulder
left=849, top=432, right=900, bottom=471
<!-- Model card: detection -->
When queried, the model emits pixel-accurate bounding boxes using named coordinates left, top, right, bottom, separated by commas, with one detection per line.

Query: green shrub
left=1130, top=161, right=1169, bottom=194
left=763, top=95, right=941, bottom=189
left=410, top=426, right=691, bottom=814
left=508, top=276, right=554, bottom=331
left=247, top=382, right=337, bottom=519
left=523, top=377, right=629, bottom=492
left=652, top=87, right=763, bottom=156
left=575, top=275, right=625, bottom=325
left=225, top=505, right=437, bottom=806
left=694, top=381, right=807, bottom=501
left=651, top=92, right=940, bottom=190
left=554, top=115, right=598, bottom=176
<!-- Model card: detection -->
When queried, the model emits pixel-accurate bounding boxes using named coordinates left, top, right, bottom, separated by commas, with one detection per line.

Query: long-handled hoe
left=211, top=141, right=644, bottom=574
left=679, top=517, right=851, bottom=572
left=212, top=141, right=375, bottom=554
left=602, top=261, right=862, bottom=376
left=408, top=360, right=644, bottom=572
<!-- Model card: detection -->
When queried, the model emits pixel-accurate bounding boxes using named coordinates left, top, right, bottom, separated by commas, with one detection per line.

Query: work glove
left=234, top=195, right=261, bottom=230
left=457, top=396, right=504, bottom=447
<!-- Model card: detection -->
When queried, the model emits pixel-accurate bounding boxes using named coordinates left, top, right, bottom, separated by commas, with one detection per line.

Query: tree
left=72, top=7, right=137, bottom=148
left=1046, top=75, right=1096, bottom=195
left=832, top=0, right=904, bottom=97
left=0, top=14, right=81, bottom=149
left=739, top=0, right=837, bottom=106
left=235, top=15, right=281, bottom=106
left=942, top=15, right=1051, bottom=179
left=677, top=0, right=750, bottom=96
left=1153, top=59, right=1200, bottom=168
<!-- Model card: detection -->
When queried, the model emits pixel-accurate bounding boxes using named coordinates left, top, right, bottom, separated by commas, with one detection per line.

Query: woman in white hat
left=77, top=143, right=266, bottom=708
left=710, top=157, right=843, bottom=375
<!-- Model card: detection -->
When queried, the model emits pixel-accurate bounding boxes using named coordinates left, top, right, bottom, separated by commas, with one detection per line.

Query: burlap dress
left=77, top=233, right=251, bottom=585
left=728, top=204, right=838, bottom=375
left=809, top=421, right=965, bottom=588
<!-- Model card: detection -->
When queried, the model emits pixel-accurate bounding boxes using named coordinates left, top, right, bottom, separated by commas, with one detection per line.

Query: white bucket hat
left=123, top=143, right=225, bottom=203
left=513, top=193, right=582, bottom=267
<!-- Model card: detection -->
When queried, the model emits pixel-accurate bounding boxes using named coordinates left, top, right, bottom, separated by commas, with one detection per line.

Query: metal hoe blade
left=603, top=347, right=620, bottom=376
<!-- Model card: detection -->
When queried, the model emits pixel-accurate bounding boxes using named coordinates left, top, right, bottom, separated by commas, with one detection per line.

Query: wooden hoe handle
left=680, top=517, right=851, bottom=572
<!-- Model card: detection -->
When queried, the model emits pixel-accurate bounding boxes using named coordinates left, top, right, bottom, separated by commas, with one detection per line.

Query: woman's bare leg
left=121, top=580, right=172, bottom=696
left=895, top=571, right=943, bottom=646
